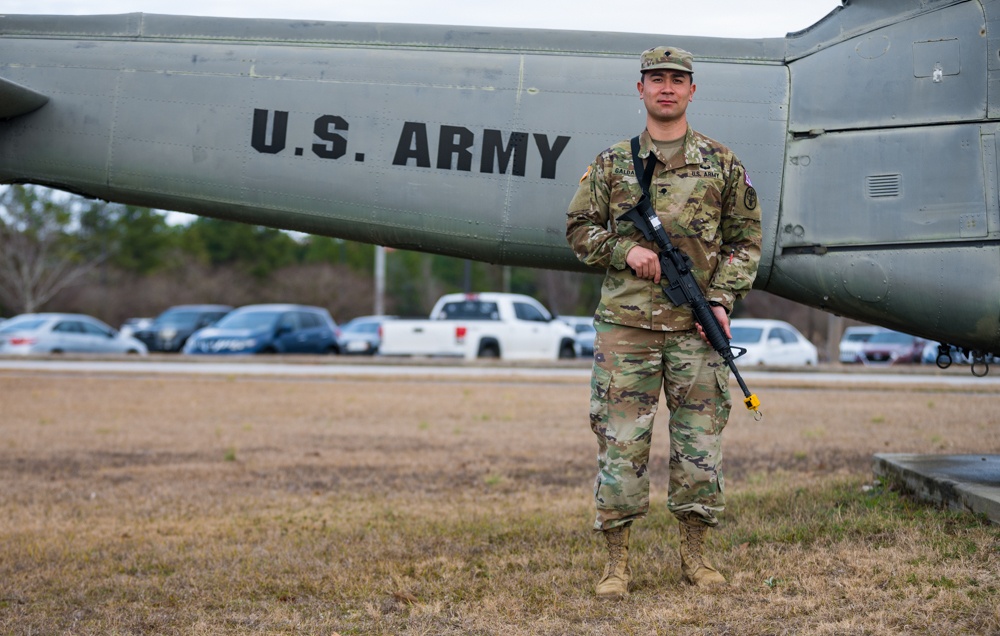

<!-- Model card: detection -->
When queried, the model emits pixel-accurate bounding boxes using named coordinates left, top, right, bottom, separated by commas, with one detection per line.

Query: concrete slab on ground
left=873, top=453, right=1000, bottom=524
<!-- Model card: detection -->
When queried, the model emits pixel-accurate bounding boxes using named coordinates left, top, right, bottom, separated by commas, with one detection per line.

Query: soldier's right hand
left=625, top=245, right=661, bottom=283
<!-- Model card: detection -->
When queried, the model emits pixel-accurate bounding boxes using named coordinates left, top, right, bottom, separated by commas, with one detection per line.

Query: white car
left=729, top=318, right=818, bottom=366
left=0, top=313, right=149, bottom=355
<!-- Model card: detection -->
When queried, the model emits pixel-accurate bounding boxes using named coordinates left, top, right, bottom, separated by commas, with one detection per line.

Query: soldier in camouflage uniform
left=566, top=46, right=761, bottom=598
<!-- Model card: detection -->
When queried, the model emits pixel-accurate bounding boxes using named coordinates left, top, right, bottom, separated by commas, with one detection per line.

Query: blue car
left=183, top=304, right=341, bottom=354
left=339, top=315, right=396, bottom=355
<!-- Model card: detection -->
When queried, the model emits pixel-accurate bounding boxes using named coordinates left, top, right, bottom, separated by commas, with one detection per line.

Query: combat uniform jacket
left=566, top=128, right=762, bottom=331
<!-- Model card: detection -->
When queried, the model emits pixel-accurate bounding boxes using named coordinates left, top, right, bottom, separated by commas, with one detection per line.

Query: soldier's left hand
left=695, top=305, right=731, bottom=343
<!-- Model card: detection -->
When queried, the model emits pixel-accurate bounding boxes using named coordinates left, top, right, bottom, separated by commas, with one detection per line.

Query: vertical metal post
left=827, top=313, right=844, bottom=364
left=374, top=245, right=386, bottom=316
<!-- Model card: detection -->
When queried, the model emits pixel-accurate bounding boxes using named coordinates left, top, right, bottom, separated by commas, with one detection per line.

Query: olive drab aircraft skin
left=1, top=0, right=999, bottom=360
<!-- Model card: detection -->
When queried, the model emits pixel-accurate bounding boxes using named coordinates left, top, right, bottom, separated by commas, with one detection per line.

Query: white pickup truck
left=378, top=292, right=579, bottom=360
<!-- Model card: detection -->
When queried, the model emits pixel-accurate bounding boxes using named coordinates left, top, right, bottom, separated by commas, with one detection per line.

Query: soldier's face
left=638, top=71, right=696, bottom=124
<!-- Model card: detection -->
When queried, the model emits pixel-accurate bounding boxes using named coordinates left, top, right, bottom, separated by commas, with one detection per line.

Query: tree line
left=0, top=185, right=606, bottom=325
left=0, top=184, right=839, bottom=356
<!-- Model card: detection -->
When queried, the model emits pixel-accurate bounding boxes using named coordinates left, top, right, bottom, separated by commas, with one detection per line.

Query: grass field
left=1, top=364, right=998, bottom=635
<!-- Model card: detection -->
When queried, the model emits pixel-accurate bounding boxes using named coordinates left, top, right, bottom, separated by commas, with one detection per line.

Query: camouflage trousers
left=590, top=322, right=732, bottom=531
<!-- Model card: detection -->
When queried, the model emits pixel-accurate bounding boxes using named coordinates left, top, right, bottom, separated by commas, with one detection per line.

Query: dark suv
left=133, top=304, right=232, bottom=352
left=182, top=304, right=341, bottom=354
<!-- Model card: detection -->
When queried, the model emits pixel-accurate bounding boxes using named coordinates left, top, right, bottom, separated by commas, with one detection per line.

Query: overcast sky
left=7, top=1, right=842, bottom=39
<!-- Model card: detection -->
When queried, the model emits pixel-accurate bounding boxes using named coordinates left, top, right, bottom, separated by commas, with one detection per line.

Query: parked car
left=559, top=316, right=597, bottom=357
left=0, top=313, right=148, bottom=355
left=858, top=330, right=926, bottom=365
left=183, top=304, right=341, bottom=354
left=339, top=315, right=396, bottom=355
left=838, top=325, right=889, bottom=363
left=119, top=317, right=154, bottom=338
left=134, top=304, right=232, bottom=352
left=729, top=318, right=818, bottom=366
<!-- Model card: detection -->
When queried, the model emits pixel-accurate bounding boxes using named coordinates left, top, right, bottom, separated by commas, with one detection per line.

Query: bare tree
left=261, top=262, right=382, bottom=323
left=0, top=185, right=104, bottom=314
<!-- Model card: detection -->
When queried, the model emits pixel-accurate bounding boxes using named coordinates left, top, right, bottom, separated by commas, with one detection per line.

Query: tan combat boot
left=678, top=518, right=727, bottom=587
left=595, top=525, right=631, bottom=599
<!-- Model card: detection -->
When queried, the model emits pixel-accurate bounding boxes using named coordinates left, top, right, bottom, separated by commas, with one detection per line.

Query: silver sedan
left=0, top=313, right=148, bottom=355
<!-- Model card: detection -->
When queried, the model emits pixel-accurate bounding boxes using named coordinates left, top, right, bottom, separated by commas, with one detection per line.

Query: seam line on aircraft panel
left=789, top=119, right=999, bottom=138
left=780, top=240, right=1000, bottom=256
left=5, top=161, right=516, bottom=230
left=3, top=124, right=107, bottom=140
left=109, top=160, right=572, bottom=186
left=87, top=183, right=511, bottom=233
left=0, top=34, right=789, bottom=64
left=105, top=71, right=123, bottom=189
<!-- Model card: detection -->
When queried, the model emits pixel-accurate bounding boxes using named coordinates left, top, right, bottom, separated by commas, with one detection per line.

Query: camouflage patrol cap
left=640, top=46, right=694, bottom=74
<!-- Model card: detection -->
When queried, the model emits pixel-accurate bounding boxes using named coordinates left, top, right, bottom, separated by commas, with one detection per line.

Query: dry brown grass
left=1, top=365, right=998, bottom=635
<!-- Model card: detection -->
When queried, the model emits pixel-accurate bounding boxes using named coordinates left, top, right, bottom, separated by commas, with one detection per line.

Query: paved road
left=1, top=357, right=999, bottom=387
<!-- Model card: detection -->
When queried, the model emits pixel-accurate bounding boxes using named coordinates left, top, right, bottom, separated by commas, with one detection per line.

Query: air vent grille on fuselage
left=866, top=174, right=901, bottom=198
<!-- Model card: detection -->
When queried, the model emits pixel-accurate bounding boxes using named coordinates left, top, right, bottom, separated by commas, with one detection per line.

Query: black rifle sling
left=630, top=136, right=655, bottom=201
